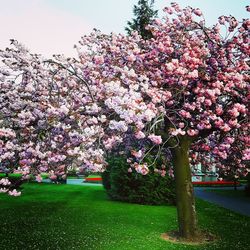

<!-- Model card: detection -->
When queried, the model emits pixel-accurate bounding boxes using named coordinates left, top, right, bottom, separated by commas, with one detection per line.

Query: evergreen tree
left=126, top=0, right=158, bottom=39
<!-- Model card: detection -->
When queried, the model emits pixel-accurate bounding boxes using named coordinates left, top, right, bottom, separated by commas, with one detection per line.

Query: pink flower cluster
left=148, top=134, right=162, bottom=145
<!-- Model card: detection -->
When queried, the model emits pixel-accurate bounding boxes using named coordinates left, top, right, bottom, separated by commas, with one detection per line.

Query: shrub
left=102, top=156, right=176, bottom=205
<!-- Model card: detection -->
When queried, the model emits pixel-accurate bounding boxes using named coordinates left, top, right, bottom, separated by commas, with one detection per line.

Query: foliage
left=102, top=155, right=175, bottom=205
left=126, top=0, right=158, bottom=39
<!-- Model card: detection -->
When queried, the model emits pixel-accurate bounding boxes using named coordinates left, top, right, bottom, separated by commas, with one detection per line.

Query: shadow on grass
left=0, top=183, right=249, bottom=250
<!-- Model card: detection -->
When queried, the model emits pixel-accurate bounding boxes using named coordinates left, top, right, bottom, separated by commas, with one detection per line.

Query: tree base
left=161, top=230, right=218, bottom=245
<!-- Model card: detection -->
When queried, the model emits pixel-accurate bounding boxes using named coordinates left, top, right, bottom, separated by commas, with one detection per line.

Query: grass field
left=0, top=173, right=49, bottom=179
left=0, top=183, right=250, bottom=250
left=206, top=189, right=250, bottom=202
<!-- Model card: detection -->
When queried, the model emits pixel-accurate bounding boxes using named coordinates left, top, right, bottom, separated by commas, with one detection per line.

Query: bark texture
left=171, top=137, right=199, bottom=240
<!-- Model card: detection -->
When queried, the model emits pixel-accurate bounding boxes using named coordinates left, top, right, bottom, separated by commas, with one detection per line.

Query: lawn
left=0, top=183, right=250, bottom=250
left=206, top=189, right=250, bottom=202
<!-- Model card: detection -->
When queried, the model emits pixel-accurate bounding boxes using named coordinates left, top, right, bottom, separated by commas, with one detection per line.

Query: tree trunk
left=171, top=137, right=199, bottom=240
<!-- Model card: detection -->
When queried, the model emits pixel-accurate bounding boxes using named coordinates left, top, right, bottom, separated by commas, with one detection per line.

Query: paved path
left=66, top=178, right=102, bottom=186
left=42, top=178, right=102, bottom=186
left=194, top=186, right=250, bottom=217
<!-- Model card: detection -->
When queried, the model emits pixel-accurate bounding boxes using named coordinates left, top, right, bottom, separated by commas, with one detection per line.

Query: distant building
left=191, top=163, right=218, bottom=182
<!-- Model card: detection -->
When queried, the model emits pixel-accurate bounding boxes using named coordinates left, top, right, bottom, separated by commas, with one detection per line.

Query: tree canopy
left=126, top=0, right=158, bottom=39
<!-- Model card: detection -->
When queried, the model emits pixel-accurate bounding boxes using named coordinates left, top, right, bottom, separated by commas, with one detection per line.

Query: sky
left=0, top=0, right=249, bottom=57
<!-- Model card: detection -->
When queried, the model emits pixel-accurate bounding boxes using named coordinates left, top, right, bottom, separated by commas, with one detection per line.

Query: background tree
left=126, top=0, right=158, bottom=39
left=0, top=41, right=105, bottom=193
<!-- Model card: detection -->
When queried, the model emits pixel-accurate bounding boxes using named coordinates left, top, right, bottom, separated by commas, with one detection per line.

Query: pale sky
left=0, top=0, right=249, bottom=57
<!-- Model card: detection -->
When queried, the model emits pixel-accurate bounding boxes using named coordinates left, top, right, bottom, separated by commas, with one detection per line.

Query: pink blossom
left=216, top=106, right=223, bottom=115
left=148, top=134, right=162, bottom=144
left=197, top=124, right=205, bottom=130
left=187, top=129, right=199, bottom=136
left=94, top=55, right=104, bottom=65
left=228, top=108, right=239, bottom=118
left=35, top=175, right=43, bottom=183
left=50, top=175, right=57, bottom=181
left=171, top=128, right=186, bottom=136
left=168, top=168, right=174, bottom=178
left=193, top=8, right=202, bottom=16
left=179, top=110, right=191, bottom=119
left=109, top=120, right=128, bottom=132
left=0, top=188, right=8, bottom=193
left=0, top=128, right=16, bottom=138
left=187, top=70, right=199, bottom=79
left=165, top=62, right=175, bottom=72
left=164, top=7, right=173, bottom=15
left=221, top=124, right=231, bottom=132
left=131, top=149, right=143, bottom=159
left=204, top=99, right=212, bottom=106
left=228, top=119, right=238, bottom=127
left=214, top=118, right=224, bottom=128
left=0, top=178, right=11, bottom=186
left=234, top=103, right=246, bottom=113
left=134, top=163, right=149, bottom=175
left=218, top=16, right=226, bottom=25
left=8, top=189, right=21, bottom=197
left=135, top=131, right=145, bottom=139
left=224, top=137, right=235, bottom=144
left=160, top=170, right=166, bottom=177
left=127, top=54, right=136, bottom=62
left=179, top=122, right=185, bottom=128
left=242, top=149, right=250, bottom=160
left=103, top=136, right=122, bottom=150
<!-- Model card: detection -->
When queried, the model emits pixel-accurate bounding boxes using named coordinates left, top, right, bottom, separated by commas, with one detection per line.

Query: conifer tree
left=126, top=0, right=158, bottom=39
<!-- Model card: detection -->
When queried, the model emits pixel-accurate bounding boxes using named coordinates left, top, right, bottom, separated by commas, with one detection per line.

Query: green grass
left=0, top=173, right=49, bottom=180
left=66, top=176, right=80, bottom=179
left=66, top=175, right=101, bottom=179
left=239, top=180, right=248, bottom=184
left=206, top=189, right=250, bottom=202
left=87, top=175, right=102, bottom=178
left=0, top=183, right=250, bottom=250
left=0, top=173, right=22, bottom=178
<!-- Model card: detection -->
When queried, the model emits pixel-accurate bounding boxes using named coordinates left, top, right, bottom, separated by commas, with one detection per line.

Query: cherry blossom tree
left=71, top=3, right=249, bottom=240
left=0, top=2, right=249, bottom=242
left=0, top=41, right=105, bottom=192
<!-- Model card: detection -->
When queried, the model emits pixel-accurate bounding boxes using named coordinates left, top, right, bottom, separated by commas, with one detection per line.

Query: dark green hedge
left=102, top=156, right=176, bottom=205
